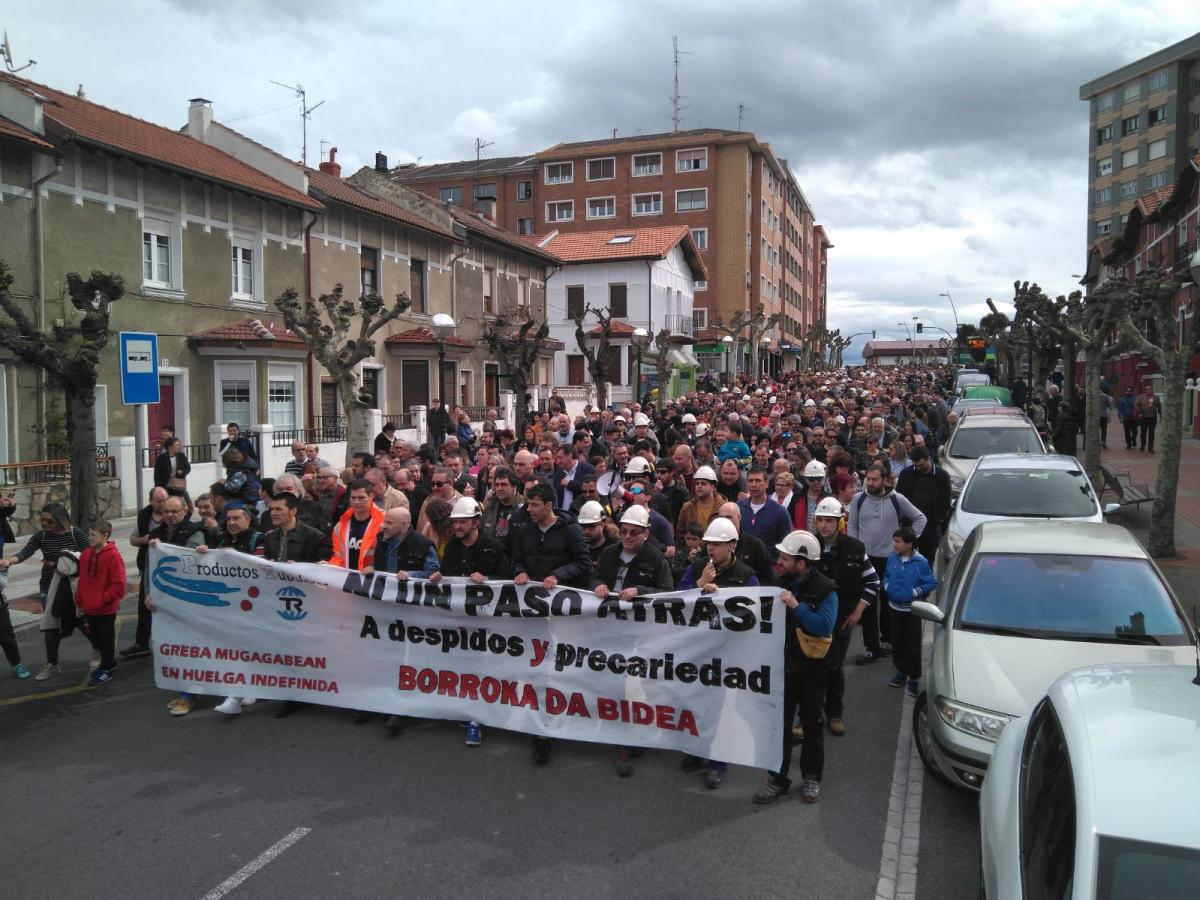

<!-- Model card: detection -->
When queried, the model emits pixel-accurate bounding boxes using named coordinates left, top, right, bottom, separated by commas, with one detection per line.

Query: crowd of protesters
left=1, top=365, right=962, bottom=804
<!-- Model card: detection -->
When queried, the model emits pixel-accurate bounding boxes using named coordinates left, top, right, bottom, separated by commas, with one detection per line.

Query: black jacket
left=816, top=533, right=879, bottom=621
left=440, top=534, right=510, bottom=579
left=264, top=521, right=331, bottom=564
left=217, top=529, right=265, bottom=556
left=151, top=518, right=203, bottom=549
left=374, top=529, right=437, bottom=575
left=153, top=451, right=191, bottom=489
left=589, top=542, right=674, bottom=595
left=688, top=531, right=774, bottom=588
left=896, top=465, right=952, bottom=530
left=510, top=513, right=590, bottom=587
left=586, top=535, right=619, bottom=578
left=0, top=503, right=16, bottom=545
left=778, top=567, right=839, bottom=673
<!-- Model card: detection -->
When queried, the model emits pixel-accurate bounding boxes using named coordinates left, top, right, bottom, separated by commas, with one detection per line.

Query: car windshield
left=948, top=426, right=1042, bottom=458
left=961, top=468, right=1098, bottom=517
left=1096, top=835, right=1200, bottom=900
left=956, top=554, right=1191, bottom=645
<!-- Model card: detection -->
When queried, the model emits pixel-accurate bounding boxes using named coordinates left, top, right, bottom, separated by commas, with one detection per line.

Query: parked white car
left=939, top=414, right=1046, bottom=496
left=938, top=454, right=1120, bottom=580
left=911, top=520, right=1196, bottom=792
left=980, top=664, right=1200, bottom=900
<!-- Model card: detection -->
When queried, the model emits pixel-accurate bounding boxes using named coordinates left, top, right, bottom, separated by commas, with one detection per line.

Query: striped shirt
left=13, top=527, right=90, bottom=591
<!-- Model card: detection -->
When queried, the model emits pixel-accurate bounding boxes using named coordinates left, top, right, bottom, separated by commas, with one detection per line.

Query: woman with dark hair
left=514, top=424, right=538, bottom=455
left=153, top=436, right=191, bottom=495
left=418, top=496, right=454, bottom=557
left=0, top=502, right=89, bottom=680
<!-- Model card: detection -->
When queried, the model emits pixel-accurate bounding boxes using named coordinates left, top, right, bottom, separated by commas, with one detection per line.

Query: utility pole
left=737, top=103, right=747, bottom=130
left=670, top=36, right=690, bottom=133
left=269, top=80, right=325, bottom=167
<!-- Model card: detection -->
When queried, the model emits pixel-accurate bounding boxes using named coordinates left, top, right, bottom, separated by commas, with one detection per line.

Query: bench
left=1099, top=464, right=1156, bottom=509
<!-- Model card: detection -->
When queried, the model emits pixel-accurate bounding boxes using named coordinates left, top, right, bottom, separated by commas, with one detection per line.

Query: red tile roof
left=537, top=128, right=753, bottom=158
left=307, top=167, right=458, bottom=241
left=0, top=115, right=54, bottom=152
left=384, top=326, right=474, bottom=348
left=1139, top=185, right=1174, bottom=215
left=444, top=204, right=561, bottom=263
left=589, top=319, right=640, bottom=336
left=534, top=225, right=707, bottom=280
left=1, top=74, right=320, bottom=210
left=189, top=317, right=305, bottom=345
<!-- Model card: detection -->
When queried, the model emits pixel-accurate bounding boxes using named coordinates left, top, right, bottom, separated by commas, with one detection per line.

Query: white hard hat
left=577, top=500, right=606, bottom=525
left=695, top=423, right=710, bottom=436
left=693, top=465, right=717, bottom=482
left=613, top=414, right=627, bottom=423
left=754, top=388, right=764, bottom=396
left=702, top=518, right=739, bottom=543
left=835, top=415, right=846, bottom=425
left=768, top=395, right=777, bottom=403
left=449, top=496, right=481, bottom=519
left=619, top=506, right=650, bottom=528
left=803, top=460, right=827, bottom=479
left=681, top=413, right=697, bottom=424
left=727, top=412, right=739, bottom=421
left=634, top=413, right=651, bottom=426
left=741, top=394, right=751, bottom=401
left=821, top=398, right=834, bottom=407
left=624, top=456, right=652, bottom=475
left=776, top=530, right=821, bottom=560
left=720, top=387, right=729, bottom=393
left=804, top=398, right=816, bottom=407
left=814, top=497, right=844, bottom=519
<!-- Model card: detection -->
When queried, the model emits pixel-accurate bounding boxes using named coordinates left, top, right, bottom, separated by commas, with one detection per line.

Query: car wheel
left=912, top=692, right=951, bottom=786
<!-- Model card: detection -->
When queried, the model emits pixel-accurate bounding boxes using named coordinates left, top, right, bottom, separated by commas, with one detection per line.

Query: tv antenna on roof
left=269, top=80, right=324, bottom=167
left=1, top=31, right=36, bottom=74
left=670, top=36, right=690, bottom=133
left=738, top=103, right=750, bottom=131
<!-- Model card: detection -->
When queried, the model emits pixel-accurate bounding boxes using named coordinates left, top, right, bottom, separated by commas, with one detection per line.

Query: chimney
left=319, top=146, right=341, bottom=178
left=473, top=189, right=497, bottom=223
left=374, top=151, right=389, bottom=174
left=188, top=98, right=213, bottom=140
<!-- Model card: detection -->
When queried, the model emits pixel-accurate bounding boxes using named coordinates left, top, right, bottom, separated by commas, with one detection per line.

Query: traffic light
left=916, top=323, right=923, bottom=334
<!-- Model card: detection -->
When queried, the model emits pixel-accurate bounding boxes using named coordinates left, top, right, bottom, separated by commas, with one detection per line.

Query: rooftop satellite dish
left=2, top=30, right=36, bottom=73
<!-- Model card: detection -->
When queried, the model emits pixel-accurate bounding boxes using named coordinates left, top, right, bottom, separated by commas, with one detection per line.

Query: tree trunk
left=1081, top=353, right=1104, bottom=488
left=339, top=376, right=372, bottom=466
left=65, top=385, right=99, bottom=528
left=1148, top=349, right=1183, bottom=558
left=591, top=365, right=609, bottom=412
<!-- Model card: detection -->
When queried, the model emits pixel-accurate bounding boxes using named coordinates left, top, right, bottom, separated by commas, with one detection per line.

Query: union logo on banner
left=276, top=586, right=308, bottom=622
left=151, top=556, right=240, bottom=608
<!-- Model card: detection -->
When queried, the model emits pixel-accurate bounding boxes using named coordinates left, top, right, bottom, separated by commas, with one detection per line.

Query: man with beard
left=577, top=500, right=617, bottom=577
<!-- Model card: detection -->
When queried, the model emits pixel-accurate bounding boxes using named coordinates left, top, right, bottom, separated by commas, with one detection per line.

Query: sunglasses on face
left=432, top=480, right=450, bottom=486
left=629, top=486, right=644, bottom=495
left=619, top=527, right=645, bottom=536
left=806, top=476, right=824, bottom=482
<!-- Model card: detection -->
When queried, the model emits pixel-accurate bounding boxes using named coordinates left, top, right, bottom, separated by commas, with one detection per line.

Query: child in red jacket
left=75, top=520, right=126, bottom=686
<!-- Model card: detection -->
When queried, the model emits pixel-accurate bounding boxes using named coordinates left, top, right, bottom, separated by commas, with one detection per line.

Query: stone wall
left=2, top=478, right=122, bottom=537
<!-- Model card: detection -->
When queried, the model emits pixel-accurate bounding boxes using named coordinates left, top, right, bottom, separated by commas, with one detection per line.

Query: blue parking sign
left=119, top=332, right=160, bottom=405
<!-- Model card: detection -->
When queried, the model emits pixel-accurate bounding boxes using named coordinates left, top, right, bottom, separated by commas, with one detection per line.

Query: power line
left=268, top=80, right=324, bottom=166
left=223, top=101, right=297, bottom=125
left=314, top=111, right=367, bottom=167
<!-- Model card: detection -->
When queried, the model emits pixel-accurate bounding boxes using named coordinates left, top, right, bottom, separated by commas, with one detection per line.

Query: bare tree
left=276, top=283, right=410, bottom=464
left=0, top=262, right=124, bottom=525
left=1114, top=265, right=1193, bottom=558
left=573, top=305, right=617, bottom=411
left=482, top=316, right=550, bottom=426
left=713, top=304, right=781, bottom=380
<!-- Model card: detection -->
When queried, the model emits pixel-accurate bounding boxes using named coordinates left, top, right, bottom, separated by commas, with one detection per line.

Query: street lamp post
left=938, top=291, right=960, bottom=334
left=632, top=327, right=650, bottom=405
left=431, top=312, right=456, bottom=410
left=760, top=333, right=771, bottom=377
left=722, top=334, right=734, bottom=384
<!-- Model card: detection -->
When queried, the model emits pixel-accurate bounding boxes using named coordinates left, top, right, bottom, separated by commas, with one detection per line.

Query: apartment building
left=391, top=128, right=831, bottom=376
left=389, top=155, right=538, bottom=236
left=1080, top=32, right=1200, bottom=249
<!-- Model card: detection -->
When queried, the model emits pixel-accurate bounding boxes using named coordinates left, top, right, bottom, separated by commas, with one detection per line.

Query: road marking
left=199, top=826, right=312, bottom=900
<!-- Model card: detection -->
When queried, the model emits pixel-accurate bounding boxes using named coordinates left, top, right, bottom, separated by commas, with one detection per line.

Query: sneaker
left=856, top=649, right=887, bottom=665
left=88, top=649, right=102, bottom=670
left=170, top=698, right=193, bottom=717
left=166, top=697, right=183, bottom=710
left=791, top=724, right=805, bottom=740
left=240, top=698, right=256, bottom=708
left=215, top=697, right=243, bottom=716
left=705, top=766, right=724, bottom=790
left=827, top=718, right=846, bottom=736
left=906, top=678, right=920, bottom=699
left=34, top=663, right=60, bottom=681
left=888, top=671, right=906, bottom=688
left=614, top=750, right=633, bottom=777
left=680, top=754, right=704, bottom=772
left=801, top=778, right=821, bottom=804
left=532, top=738, right=551, bottom=765
left=465, top=722, right=483, bottom=747
left=87, top=668, right=112, bottom=687
left=119, top=644, right=151, bottom=660
left=752, top=781, right=789, bottom=805
left=12, top=663, right=30, bottom=679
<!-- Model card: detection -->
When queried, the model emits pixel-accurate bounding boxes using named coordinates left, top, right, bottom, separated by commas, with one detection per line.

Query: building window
left=473, top=183, right=497, bottom=201
left=219, top=369, right=253, bottom=426
left=692, top=308, right=708, bottom=329
left=360, top=246, right=378, bottom=297
left=544, top=162, right=573, bottom=185
left=1120, top=180, right=1139, bottom=198
left=410, top=259, right=427, bottom=314
left=632, top=153, right=662, bottom=176
left=1123, top=81, right=1140, bottom=102
left=438, top=186, right=462, bottom=204
left=1121, top=115, right=1139, bottom=136
left=517, top=276, right=528, bottom=319
left=1148, top=105, right=1168, bottom=126
left=676, top=188, right=707, bottom=212
left=268, top=377, right=298, bottom=430
left=676, top=148, right=708, bottom=172
left=586, top=157, right=615, bottom=181
left=1096, top=221, right=1112, bottom=236
left=1097, top=93, right=1114, bottom=112
left=546, top=200, right=574, bottom=223
left=1149, top=69, right=1168, bottom=91
left=517, top=217, right=533, bottom=235
left=691, top=227, right=708, bottom=250
left=587, top=196, right=616, bottom=219
left=632, top=192, right=662, bottom=215
left=1095, top=187, right=1112, bottom=205
left=1096, top=124, right=1113, bottom=144
left=1122, top=148, right=1138, bottom=168
left=694, top=280, right=707, bottom=292
left=609, top=283, right=627, bottom=318
left=483, top=266, right=495, bottom=315
left=1147, top=172, right=1168, bottom=189
left=1148, top=139, right=1167, bottom=160
left=566, top=285, right=584, bottom=321
left=567, top=355, right=585, bottom=386
left=517, top=180, right=533, bottom=201
left=1097, top=157, right=1113, bottom=176
left=230, top=239, right=257, bottom=303
left=143, top=229, right=172, bottom=288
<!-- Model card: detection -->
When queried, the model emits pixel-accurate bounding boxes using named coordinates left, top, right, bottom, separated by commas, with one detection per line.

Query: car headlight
left=935, top=696, right=1012, bottom=742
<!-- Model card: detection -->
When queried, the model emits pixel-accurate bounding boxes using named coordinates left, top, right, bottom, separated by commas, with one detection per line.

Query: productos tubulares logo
left=151, top=555, right=243, bottom=608
left=277, top=586, right=308, bottom=622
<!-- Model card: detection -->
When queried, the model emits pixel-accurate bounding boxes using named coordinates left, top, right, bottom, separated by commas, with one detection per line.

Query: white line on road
left=199, top=826, right=312, bottom=900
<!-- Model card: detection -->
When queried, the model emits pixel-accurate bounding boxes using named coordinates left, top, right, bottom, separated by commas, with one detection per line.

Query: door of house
left=402, top=360, right=429, bottom=412
left=459, top=369, right=473, bottom=408
left=321, top=382, right=339, bottom=421
left=567, top=355, right=585, bottom=386
left=485, top=363, right=499, bottom=408
left=147, top=376, right=176, bottom=463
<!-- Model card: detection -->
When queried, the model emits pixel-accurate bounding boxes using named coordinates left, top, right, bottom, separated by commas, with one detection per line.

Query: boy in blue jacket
left=882, top=526, right=937, bottom=698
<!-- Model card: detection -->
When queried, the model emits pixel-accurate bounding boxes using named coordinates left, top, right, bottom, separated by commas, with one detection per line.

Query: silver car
left=910, top=520, right=1196, bottom=792
left=939, top=414, right=1046, bottom=496
left=980, top=664, right=1200, bottom=899
left=938, top=454, right=1120, bottom=580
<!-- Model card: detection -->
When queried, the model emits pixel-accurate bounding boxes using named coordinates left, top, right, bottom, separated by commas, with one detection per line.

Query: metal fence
left=0, top=453, right=115, bottom=487
left=379, top=411, right=415, bottom=429
left=270, top=417, right=347, bottom=448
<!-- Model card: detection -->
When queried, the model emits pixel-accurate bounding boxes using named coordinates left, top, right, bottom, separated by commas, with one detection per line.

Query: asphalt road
left=0, top=597, right=985, bottom=900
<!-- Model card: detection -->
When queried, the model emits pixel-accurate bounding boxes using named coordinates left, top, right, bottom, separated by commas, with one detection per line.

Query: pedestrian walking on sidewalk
left=74, top=521, right=126, bottom=687
left=1135, top=384, right=1162, bottom=453
left=1118, top=387, right=1138, bottom=449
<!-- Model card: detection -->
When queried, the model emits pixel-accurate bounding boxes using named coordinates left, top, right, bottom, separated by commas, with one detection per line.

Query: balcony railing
left=663, top=314, right=694, bottom=338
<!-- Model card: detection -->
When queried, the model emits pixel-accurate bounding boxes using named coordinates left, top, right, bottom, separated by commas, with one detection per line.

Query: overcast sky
left=6, top=1, right=1199, bottom=361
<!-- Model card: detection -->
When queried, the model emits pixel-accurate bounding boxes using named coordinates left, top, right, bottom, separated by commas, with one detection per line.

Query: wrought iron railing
left=0, top=454, right=115, bottom=486
left=663, top=314, right=694, bottom=338
left=271, top=418, right=347, bottom=447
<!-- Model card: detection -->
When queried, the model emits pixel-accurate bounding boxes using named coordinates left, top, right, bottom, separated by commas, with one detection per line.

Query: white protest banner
left=149, top=546, right=784, bottom=769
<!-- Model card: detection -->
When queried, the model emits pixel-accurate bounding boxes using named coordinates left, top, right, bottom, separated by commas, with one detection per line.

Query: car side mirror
left=1104, top=502, right=1121, bottom=516
left=911, top=600, right=945, bottom=625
